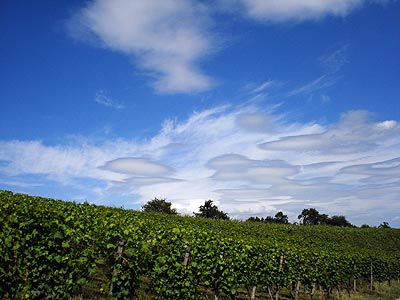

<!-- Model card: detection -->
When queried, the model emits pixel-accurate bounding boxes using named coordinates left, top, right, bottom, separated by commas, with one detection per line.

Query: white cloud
left=236, top=112, right=279, bottom=133
left=251, top=80, right=277, bottom=93
left=288, top=75, right=337, bottom=97
left=94, top=90, right=124, bottom=109
left=260, top=110, right=400, bottom=155
left=321, top=94, right=331, bottom=103
left=319, top=44, right=350, bottom=74
left=0, top=180, right=42, bottom=188
left=124, top=177, right=182, bottom=186
left=208, top=154, right=299, bottom=184
left=226, top=0, right=386, bottom=23
left=286, top=45, right=349, bottom=100
left=1, top=105, right=399, bottom=226
left=101, top=157, right=173, bottom=176
left=66, top=1, right=392, bottom=95
left=376, top=120, right=397, bottom=130
left=340, top=158, right=400, bottom=176
left=68, top=0, right=214, bottom=94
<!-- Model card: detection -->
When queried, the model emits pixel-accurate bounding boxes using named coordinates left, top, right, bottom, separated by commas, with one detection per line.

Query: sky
left=1, top=0, right=399, bottom=227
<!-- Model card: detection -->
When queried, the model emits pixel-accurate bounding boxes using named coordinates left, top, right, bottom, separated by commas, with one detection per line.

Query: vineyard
left=1, top=190, right=400, bottom=300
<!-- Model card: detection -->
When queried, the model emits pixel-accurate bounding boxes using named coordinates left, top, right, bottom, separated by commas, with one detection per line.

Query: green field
left=1, top=190, right=399, bottom=300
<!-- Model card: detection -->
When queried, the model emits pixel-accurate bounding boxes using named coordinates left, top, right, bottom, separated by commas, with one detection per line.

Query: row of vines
left=1, top=190, right=399, bottom=299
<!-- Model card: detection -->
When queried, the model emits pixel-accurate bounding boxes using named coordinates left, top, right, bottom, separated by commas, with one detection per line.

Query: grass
left=346, top=282, right=400, bottom=300
left=292, top=281, right=400, bottom=300
left=70, top=280, right=400, bottom=300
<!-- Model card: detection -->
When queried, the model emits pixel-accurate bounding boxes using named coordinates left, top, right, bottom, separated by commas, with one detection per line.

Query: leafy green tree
left=264, top=216, right=276, bottom=223
left=324, top=215, right=353, bottom=227
left=247, top=216, right=263, bottom=222
left=246, top=216, right=275, bottom=223
left=274, top=211, right=289, bottom=224
left=298, top=209, right=354, bottom=227
left=378, top=221, right=391, bottom=229
left=319, top=213, right=329, bottom=224
left=247, top=212, right=289, bottom=224
left=142, top=198, right=177, bottom=214
left=298, top=208, right=322, bottom=225
left=194, top=200, right=229, bottom=220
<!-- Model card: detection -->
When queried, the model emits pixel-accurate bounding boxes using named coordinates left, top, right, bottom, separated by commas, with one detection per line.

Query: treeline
left=142, top=198, right=228, bottom=220
left=248, top=208, right=354, bottom=227
left=143, top=198, right=392, bottom=228
left=248, top=208, right=391, bottom=228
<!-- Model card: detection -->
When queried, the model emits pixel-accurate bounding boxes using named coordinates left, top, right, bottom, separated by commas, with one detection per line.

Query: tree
left=378, top=221, right=391, bottom=229
left=247, top=216, right=263, bottom=222
left=298, top=208, right=322, bottom=225
left=297, top=209, right=355, bottom=227
left=324, top=215, right=353, bottom=227
left=194, top=200, right=229, bottom=220
left=264, top=216, right=276, bottom=223
left=319, top=213, right=329, bottom=225
left=246, top=212, right=289, bottom=224
left=274, top=211, right=289, bottom=224
left=246, top=216, right=275, bottom=223
left=142, top=198, right=177, bottom=215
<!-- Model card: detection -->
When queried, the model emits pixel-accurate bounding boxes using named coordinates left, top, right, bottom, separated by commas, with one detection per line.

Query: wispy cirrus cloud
left=1, top=105, right=399, bottom=226
left=321, top=94, right=331, bottom=103
left=251, top=80, right=277, bottom=94
left=287, top=44, right=350, bottom=100
left=319, top=44, right=350, bottom=74
left=287, top=75, right=337, bottom=97
left=94, top=90, right=124, bottom=109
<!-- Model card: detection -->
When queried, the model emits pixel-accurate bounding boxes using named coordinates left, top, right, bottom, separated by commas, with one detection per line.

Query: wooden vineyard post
left=310, top=257, right=320, bottom=300
left=370, top=261, right=373, bottom=291
left=275, top=253, right=284, bottom=300
left=250, top=251, right=258, bottom=299
left=183, top=247, right=191, bottom=267
left=109, top=239, right=126, bottom=296
left=251, top=286, right=257, bottom=299
left=295, top=280, right=301, bottom=300
left=215, top=251, right=224, bottom=300
left=267, top=287, right=274, bottom=300
left=353, top=264, right=357, bottom=292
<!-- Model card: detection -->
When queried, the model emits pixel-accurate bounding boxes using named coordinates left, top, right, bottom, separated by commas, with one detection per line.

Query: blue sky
left=1, top=0, right=399, bottom=227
